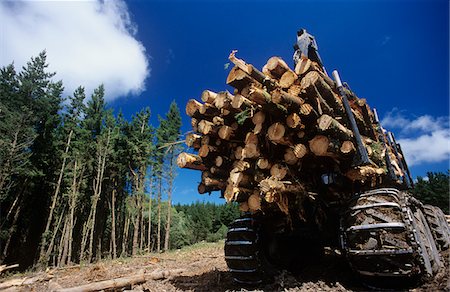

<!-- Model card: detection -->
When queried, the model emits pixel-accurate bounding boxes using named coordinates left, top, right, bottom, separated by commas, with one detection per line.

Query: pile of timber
left=178, top=51, right=404, bottom=213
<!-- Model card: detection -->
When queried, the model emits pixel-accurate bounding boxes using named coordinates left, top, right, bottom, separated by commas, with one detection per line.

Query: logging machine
left=178, top=29, right=449, bottom=288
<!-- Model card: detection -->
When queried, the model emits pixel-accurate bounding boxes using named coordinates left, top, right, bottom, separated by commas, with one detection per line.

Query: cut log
left=231, top=94, right=254, bottom=109
left=185, top=133, right=202, bottom=149
left=270, top=164, right=288, bottom=180
left=271, top=89, right=304, bottom=108
left=0, top=273, right=53, bottom=290
left=264, top=56, right=291, bottom=79
left=199, top=103, right=220, bottom=117
left=227, top=66, right=254, bottom=90
left=224, top=183, right=252, bottom=203
left=198, top=183, right=220, bottom=194
left=293, top=143, right=308, bottom=159
left=210, top=166, right=228, bottom=177
left=245, top=132, right=259, bottom=145
left=243, top=85, right=272, bottom=105
left=198, top=144, right=217, bottom=158
left=345, top=165, right=385, bottom=181
left=191, top=118, right=199, bottom=132
left=288, top=84, right=302, bottom=97
left=232, top=160, right=251, bottom=172
left=317, top=114, right=353, bottom=139
left=279, top=70, right=298, bottom=88
left=239, top=201, right=250, bottom=212
left=234, top=146, right=244, bottom=160
left=229, top=50, right=276, bottom=90
left=300, top=71, right=344, bottom=113
left=177, top=153, right=207, bottom=171
left=197, top=120, right=216, bottom=135
left=214, top=91, right=233, bottom=110
left=294, top=58, right=312, bottom=76
left=308, top=135, right=330, bottom=156
left=252, top=111, right=265, bottom=124
left=201, top=90, right=217, bottom=104
left=268, top=122, right=285, bottom=142
left=286, top=113, right=302, bottom=129
left=248, top=193, right=261, bottom=211
left=212, top=116, right=225, bottom=126
left=243, top=143, right=260, bottom=159
left=229, top=172, right=252, bottom=188
left=284, top=148, right=299, bottom=165
left=215, top=156, right=230, bottom=167
left=186, top=99, right=202, bottom=117
left=341, top=140, right=355, bottom=154
left=218, top=125, right=234, bottom=140
left=257, top=158, right=272, bottom=170
left=203, top=177, right=226, bottom=189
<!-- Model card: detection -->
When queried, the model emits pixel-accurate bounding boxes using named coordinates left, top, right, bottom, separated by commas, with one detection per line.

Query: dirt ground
left=1, top=241, right=448, bottom=291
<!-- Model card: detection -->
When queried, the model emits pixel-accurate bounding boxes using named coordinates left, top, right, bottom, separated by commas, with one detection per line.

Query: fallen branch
left=57, top=268, right=185, bottom=292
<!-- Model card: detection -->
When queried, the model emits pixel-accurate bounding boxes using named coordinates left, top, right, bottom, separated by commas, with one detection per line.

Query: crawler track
left=342, top=188, right=443, bottom=283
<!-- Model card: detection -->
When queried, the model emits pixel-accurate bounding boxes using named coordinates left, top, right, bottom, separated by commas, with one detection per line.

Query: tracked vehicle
left=177, top=29, right=449, bottom=287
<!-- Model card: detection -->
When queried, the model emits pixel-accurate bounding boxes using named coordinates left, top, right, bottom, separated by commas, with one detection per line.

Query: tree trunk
left=110, top=180, right=117, bottom=259
left=147, top=177, right=152, bottom=252
left=121, top=213, right=130, bottom=257
left=157, top=177, right=162, bottom=253
left=39, top=129, right=73, bottom=265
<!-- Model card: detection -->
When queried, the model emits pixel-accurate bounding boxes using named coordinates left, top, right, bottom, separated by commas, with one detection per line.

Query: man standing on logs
left=293, top=29, right=327, bottom=74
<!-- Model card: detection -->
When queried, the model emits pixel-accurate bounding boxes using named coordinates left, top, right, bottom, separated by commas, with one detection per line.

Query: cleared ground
left=1, top=241, right=448, bottom=291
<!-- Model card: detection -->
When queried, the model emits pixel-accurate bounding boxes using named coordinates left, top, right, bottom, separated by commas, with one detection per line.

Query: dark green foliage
left=411, top=171, right=449, bottom=214
left=174, top=202, right=240, bottom=244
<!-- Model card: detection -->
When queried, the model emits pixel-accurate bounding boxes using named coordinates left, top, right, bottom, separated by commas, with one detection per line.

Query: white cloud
left=381, top=109, right=450, bottom=166
left=0, top=0, right=149, bottom=101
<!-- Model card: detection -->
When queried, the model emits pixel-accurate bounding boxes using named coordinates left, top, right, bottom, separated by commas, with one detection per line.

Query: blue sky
left=1, top=0, right=448, bottom=204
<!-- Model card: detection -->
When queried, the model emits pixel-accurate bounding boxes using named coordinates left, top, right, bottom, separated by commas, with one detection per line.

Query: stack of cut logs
left=178, top=51, right=404, bottom=213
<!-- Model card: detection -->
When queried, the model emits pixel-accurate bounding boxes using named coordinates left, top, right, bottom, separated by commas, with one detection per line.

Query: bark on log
left=177, top=153, right=207, bottom=171
left=242, top=85, right=272, bottom=105
left=231, top=94, right=254, bottom=109
left=227, top=66, right=254, bottom=90
left=271, top=89, right=304, bottom=108
left=198, top=144, right=217, bottom=158
left=185, top=133, right=202, bottom=149
left=198, top=183, right=220, bottom=194
left=229, top=51, right=276, bottom=90
left=199, top=103, right=220, bottom=117
left=317, top=114, right=353, bottom=139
